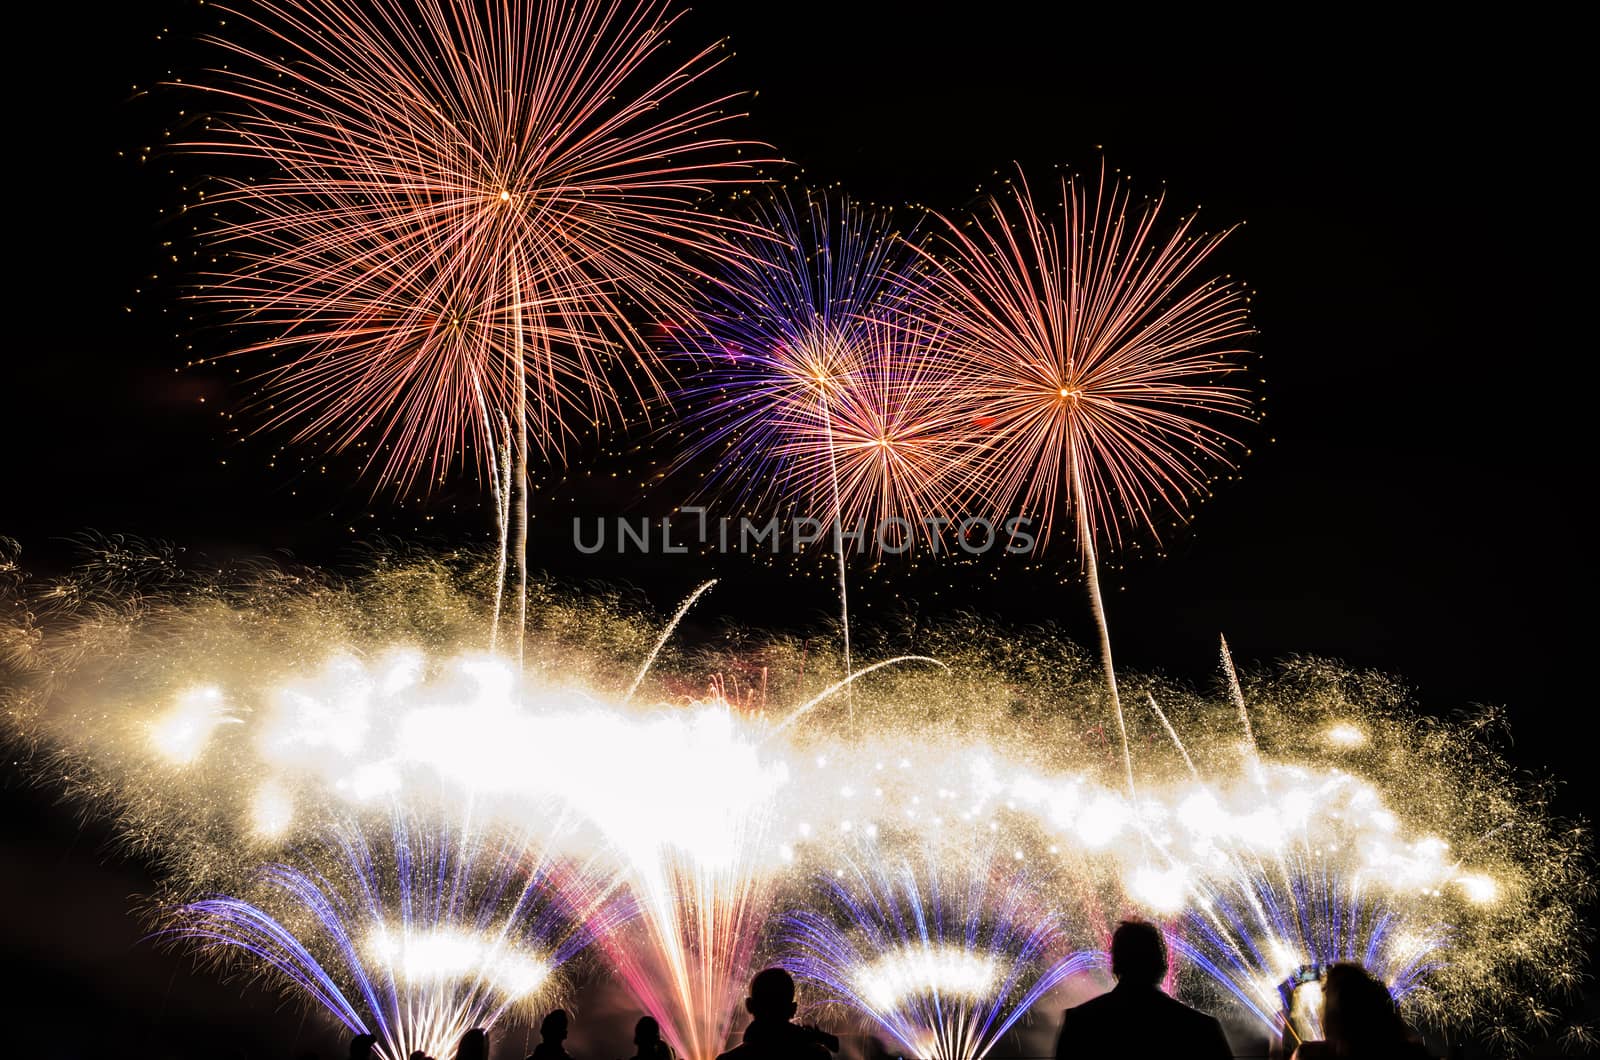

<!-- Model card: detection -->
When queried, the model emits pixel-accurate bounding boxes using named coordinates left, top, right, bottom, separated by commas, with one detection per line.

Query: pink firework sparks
left=188, top=0, right=768, bottom=489
left=778, top=310, right=981, bottom=555
left=910, top=164, right=1257, bottom=799
left=673, top=192, right=972, bottom=556
left=912, top=166, right=1257, bottom=555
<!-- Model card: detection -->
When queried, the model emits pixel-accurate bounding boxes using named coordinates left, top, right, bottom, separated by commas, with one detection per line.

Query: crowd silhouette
left=331, top=920, right=1431, bottom=1059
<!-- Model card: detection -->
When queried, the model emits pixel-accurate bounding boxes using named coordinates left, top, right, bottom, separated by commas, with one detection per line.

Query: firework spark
left=168, top=810, right=622, bottom=1060
left=909, top=164, right=1257, bottom=801
left=1, top=548, right=1590, bottom=1054
left=784, top=837, right=1102, bottom=1060
left=187, top=0, right=769, bottom=657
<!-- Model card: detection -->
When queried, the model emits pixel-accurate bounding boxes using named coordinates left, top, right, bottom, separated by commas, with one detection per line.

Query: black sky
left=3, top=3, right=1594, bottom=1057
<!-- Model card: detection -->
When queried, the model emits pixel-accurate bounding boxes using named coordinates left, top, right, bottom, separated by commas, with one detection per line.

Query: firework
left=168, top=809, right=623, bottom=1060
left=586, top=703, right=789, bottom=1060
left=1128, top=765, right=1454, bottom=1045
left=1105, top=661, right=1596, bottom=1053
left=1, top=547, right=1590, bottom=1053
left=671, top=191, right=963, bottom=705
left=783, top=835, right=1102, bottom=1060
left=911, top=166, right=1255, bottom=553
left=909, top=165, right=1257, bottom=800
left=790, top=310, right=979, bottom=556
left=188, top=0, right=767, bottom=653
left=671, top=191, right=959, bottom=539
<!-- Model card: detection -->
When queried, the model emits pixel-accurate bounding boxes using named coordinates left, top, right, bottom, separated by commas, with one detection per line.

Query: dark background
left=2, top=2, right=1592, bottom=1057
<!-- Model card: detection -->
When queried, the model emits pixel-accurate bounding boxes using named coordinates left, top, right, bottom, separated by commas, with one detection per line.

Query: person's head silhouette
left=455, top=1028, right=489, bottom=1060
left=1322, top=962, right=1409, bottom=1048
left=350, top=1034, right=379, bottom=1060
left=1109, top=920, right=1168, bottom=987
left=541, top=1010, right=570, bottom=1044
left=635, top=1016, right=662, bottom=1048
left=745, top=967, right=798, bottom=1023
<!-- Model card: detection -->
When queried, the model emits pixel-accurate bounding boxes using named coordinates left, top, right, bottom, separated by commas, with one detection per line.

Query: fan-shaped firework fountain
left=168, top=809, right=623, bottom=1060
left=783, top=834, right=1103, bottom=1060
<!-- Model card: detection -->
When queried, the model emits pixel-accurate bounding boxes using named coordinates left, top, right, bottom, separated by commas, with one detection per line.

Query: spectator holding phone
left=1292, top=963, right=1428, bottom=1059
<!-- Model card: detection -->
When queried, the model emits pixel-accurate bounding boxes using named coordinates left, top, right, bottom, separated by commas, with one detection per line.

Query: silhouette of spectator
left=1053, top=920, right=1232, bottom=1060
left=716, top=967, right=838, bottom=1060
left=1292, top=963, right=1428, bottom=1059
left=350, top=1034, right=379, bottom=1060
left=456, top=1028, right=489, bottom=1060
left=529, top=1010, right=573, bottom=1060
left=410, top=1052, right=436, bottom=1060
left=628, top=1016, right=674, bottom=1060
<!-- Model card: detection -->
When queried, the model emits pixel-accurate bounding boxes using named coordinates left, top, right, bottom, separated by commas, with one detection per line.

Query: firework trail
left=784, top=835, right=1102, bottom=1060
left=910, top=164, right=1257, bottom=800
left=167, top=809, right=625, bottom=1060
left=627, top=579, right=720, bottom=702
left=188, top=0, right=768, bottom=655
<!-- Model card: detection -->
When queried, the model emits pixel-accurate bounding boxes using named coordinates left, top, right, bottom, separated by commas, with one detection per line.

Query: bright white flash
left=856, top=945, right=1000, bottom=1010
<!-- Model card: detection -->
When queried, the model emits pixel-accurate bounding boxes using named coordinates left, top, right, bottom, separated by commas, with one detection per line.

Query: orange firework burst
left=184, top=0, right=768, bottom=657
left=189, top=0, right=766, bottom=488
left=910, top=165, right=1257, bottom=795
left=912, top=166, right=1256, bottom=554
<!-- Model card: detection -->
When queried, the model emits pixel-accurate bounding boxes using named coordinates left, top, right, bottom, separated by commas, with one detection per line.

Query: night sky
left=3, top=3, right=1593, bottom=1057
